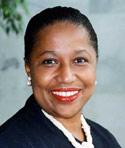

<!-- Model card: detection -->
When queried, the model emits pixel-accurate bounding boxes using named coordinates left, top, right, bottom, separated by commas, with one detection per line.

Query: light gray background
left=0, top=0, right=125, bottom=147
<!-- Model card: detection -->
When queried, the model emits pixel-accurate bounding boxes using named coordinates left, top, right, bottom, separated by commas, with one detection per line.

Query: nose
left=56, top=64, right=76, bottom=84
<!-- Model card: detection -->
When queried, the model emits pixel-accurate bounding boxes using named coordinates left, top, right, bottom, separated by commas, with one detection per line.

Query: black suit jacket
left=0, top=95, right=121, bottom=148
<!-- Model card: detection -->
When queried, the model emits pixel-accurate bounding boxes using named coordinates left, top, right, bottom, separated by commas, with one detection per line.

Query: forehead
left=30, top=21, right=96, bottom=63
left=35, top=21, right=91, bottom=48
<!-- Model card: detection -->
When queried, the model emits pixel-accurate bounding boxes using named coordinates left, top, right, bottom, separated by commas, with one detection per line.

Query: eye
left=42, top=58, right=58, bottom=66
left=74, top=57, right=87, bottom=65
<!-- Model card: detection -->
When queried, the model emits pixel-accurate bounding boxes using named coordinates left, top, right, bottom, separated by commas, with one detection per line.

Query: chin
left=52, top=106, right=81, bottom=119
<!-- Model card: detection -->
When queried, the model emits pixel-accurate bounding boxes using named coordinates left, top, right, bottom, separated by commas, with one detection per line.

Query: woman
left=0, top=6, right=121, bottom=148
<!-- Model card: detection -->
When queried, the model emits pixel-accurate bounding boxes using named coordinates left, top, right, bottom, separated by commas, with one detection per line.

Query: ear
left=25, top=63, right=31, bottom=77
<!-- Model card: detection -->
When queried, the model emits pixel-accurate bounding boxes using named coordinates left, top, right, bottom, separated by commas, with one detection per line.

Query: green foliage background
left=0, top=0, right=28, bottom=35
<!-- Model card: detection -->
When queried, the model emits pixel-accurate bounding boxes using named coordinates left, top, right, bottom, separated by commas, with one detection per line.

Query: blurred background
left=0, top=0, right=125, bottom=147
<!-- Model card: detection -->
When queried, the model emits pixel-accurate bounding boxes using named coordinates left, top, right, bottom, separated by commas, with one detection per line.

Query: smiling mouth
left=51, top=88, right=81, bottom=103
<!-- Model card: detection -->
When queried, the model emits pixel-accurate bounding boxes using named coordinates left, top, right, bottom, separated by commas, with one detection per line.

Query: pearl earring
left=27, top=76, right=31, bottom=86
left=95, top=80, right=98, bottom=85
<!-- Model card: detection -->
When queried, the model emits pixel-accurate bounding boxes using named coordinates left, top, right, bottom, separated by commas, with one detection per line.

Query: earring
left=95, top=80, right=98, bottom=85
left=27, top=76, right=31, bottom=86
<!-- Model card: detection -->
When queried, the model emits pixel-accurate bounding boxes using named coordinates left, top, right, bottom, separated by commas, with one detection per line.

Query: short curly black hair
left=24, top=6, right=98, bottom=62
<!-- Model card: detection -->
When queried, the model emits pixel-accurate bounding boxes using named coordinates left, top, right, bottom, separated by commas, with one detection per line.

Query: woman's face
left=25, top=21, right=97, bottom=119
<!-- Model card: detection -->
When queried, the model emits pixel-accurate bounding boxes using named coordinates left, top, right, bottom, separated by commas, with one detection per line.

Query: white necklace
left=42, top=109, right=94, bottom=148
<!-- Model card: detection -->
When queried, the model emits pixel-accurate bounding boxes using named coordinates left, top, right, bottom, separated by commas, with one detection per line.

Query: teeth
left=52, top=91, right=78, bottom=97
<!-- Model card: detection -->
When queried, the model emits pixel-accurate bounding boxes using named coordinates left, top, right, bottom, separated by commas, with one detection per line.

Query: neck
left=54, top=113, right=85, bottom=141
left=42, top=109, right=94, bottom=148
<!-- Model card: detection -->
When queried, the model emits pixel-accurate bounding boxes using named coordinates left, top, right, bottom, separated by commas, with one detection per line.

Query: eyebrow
left=74, top=49, right=87, bottom=54
left=39, top=49, right=90, bottom=57
left=74, top=49, right=92, bottom=58
left=39, top=50, right=57, bottom=56
left=74, top=49, right=92, bottom=59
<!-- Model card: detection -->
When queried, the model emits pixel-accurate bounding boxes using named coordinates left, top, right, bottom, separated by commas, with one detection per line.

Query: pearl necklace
left=42, top=110, right=94, bottom=148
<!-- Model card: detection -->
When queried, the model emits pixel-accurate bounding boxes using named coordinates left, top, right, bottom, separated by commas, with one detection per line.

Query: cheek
left=31, top=68, right=54, bottom=89
left=87, top=72, right=96, bottom=85
left=79, top=68, right=96, bottom=85
left=79, top=69, right=96, bottom=103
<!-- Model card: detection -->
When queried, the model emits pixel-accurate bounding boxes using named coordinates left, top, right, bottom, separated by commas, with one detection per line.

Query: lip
left=51, top=88, right=81, bottom=103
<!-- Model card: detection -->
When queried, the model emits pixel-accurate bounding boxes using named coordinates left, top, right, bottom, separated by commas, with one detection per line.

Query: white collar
left=42, top=109, right=94, bottom=148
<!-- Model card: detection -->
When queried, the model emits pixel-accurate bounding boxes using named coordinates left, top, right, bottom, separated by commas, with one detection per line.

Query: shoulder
left=0, top=95, right=41, bottom=136
left=0, top=95, right=69, bottom=148
left=0, top=107, right=30, bottom=147
left=0, top=106, right=72, bottom=148
left=86, top=118, right=121, bottom=148
left=0, top=97, right=48, bottom=147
